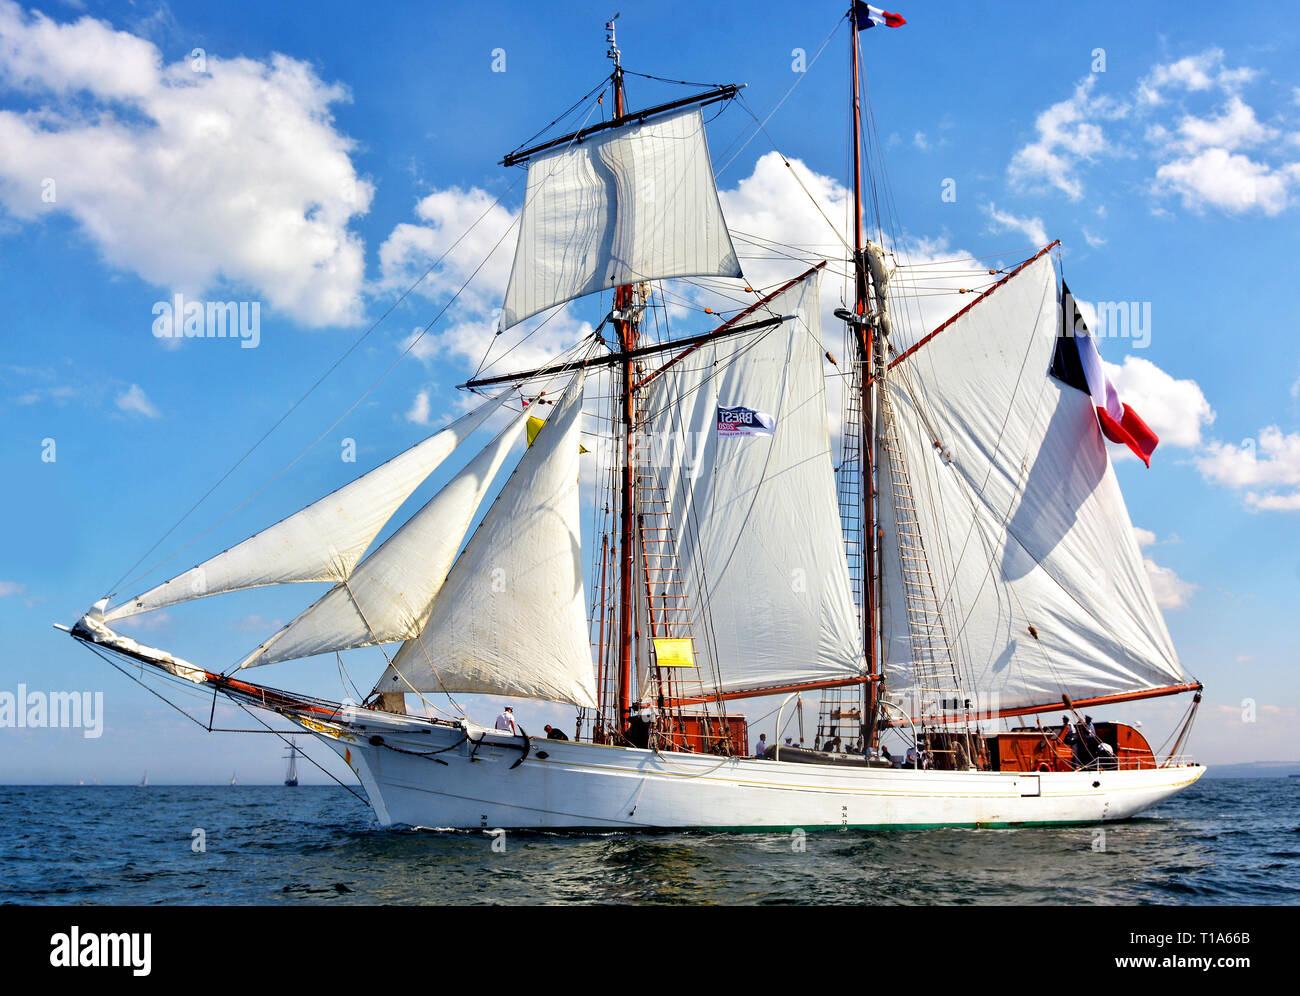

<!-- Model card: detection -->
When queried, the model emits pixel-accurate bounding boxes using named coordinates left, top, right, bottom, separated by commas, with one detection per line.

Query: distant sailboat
left=138, top=771, right=147, bottom=787
left=230, top=772, right=237, bottom=786
left=284, top=738, right=300, bottom=787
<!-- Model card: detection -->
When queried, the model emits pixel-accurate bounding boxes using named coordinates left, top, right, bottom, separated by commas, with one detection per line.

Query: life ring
left=1036, top=762, right=1051, bottom=773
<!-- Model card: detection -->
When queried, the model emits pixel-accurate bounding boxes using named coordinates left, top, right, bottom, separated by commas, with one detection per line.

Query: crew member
left=495, top=706, right=518, bottom=735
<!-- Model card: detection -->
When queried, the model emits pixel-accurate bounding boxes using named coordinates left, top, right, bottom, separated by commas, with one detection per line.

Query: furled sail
left=238, top=407, right=531, bottom=668
left=644, top=272, right=866, bottom=696
left=876, top=254, right=1185, bottom=715
left=376, top=372, right=597, bottom=708
left=104, top=390, right=511, bottom=622
left=499, top=107, right=741, bottom=331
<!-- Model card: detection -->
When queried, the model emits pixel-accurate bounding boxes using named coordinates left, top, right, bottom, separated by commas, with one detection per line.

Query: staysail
left=876, top=254, right=1185, bottom=715
left=103, top=390, right=510, bottom=622
left=239, top=406, right=531, bottom=668
left=499, top=106, right=741, bottom=331
left=644, top=271, right=866, bottom=696
left=376, top=372, right=597, bottom=708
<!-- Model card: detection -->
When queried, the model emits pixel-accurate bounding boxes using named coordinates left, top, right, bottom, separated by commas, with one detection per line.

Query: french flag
left=853, top=2, right=906, bottom=29
left=1052, top=284, right=1160, bottom=467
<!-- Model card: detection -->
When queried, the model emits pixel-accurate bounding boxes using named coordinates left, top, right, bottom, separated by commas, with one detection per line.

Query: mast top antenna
left=606, top=13, right=621, bottom=69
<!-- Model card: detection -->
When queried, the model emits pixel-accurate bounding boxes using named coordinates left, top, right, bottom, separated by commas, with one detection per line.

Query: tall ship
left=284, top=739, right=300, bottom=787
left=62, top=6, right=1203, bottom=830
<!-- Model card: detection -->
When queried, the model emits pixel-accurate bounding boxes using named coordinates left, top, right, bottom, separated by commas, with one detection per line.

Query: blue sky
left=1, top=0, right=1297, bottom=783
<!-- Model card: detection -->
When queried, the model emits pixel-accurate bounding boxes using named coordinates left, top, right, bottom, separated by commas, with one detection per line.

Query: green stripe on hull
left=408, top=818, right=1135, bottom=833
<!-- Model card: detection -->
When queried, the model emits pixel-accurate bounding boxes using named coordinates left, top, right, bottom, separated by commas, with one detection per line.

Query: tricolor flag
left=853, top=2, right=906, bottom=29
left=1051, top=283, right=1160, bottom=467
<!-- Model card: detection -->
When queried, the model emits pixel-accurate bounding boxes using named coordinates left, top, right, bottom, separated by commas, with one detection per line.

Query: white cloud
left=378, top=186, right=516, bottom=315
left=1196, top=426, right=1300, bottom=510
left=405, top=389, right=431, bottom=426
left=1143, top=557, right=1197, bottom=609
left=983, top=202, right=1047, bottom=248
left=1082, top=228, right=1106, bottom=248
left=913, top=130, right=929, bottom=151
left=1138, top=48, right=1256, bottom=105
left=1103, top=356, right=1215, bottom=450
left=1133, top=526, right=1196, bottom=609
left=1010, top=49, right=1296, bottom=218
left=0, top=1, right=372, bottom=326
left=377, top=184, right=595, bottom=389
left=1247, top=491, right=1300, bottom=511
left=115, top=383, right=160, bottom=418
left=1175, top=95, right=1277, bottom=153
left=0, top=580, right=26, bottom=598
left=1008, top=76, right=1126, bottom=201
left=1154, top=147, right=1293, bottom=216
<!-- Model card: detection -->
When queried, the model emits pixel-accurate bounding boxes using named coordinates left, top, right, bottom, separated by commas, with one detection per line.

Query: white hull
left=302, top=713, right=1204, bottom=831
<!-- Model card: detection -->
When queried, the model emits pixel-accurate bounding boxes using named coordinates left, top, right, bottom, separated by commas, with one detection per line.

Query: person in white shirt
left=754, top=734, right=768, bottom=759
left=495, top=706, right=518, bottom=735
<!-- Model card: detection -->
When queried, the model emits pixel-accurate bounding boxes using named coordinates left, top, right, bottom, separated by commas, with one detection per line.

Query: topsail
left=499, top=107, right=741, bottom=331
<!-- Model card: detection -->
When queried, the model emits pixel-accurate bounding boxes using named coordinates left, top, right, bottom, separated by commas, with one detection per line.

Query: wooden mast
left=849, top=10, right=881, bottom=744
left=608, top=17, right=637, bottom=737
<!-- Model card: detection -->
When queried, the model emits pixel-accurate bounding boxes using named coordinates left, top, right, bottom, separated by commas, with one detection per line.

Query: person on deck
left=1080, top=715, right=1102, bottom=767
left=754, top=734, right=769, bottom=758
left=544, top=724, right=568, bottom=741
left=1057, top=715, right=1078, bottom=767
left=625, top=705, right=650, bottom=749
left=495, top=706, right=518, bottom=735
left=905, top=745, right=918, bottom=767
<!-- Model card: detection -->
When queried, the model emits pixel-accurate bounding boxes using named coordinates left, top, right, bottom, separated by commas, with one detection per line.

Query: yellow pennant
left=526, top=414, right=588, bottom=452
left=653, top=637, right=697, bottom=668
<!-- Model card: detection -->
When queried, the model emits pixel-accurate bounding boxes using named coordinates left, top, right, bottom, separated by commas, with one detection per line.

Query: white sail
left=377, top=373, right=597, bottom=708
left=500, top=107, right=741, bottom=331
left=239, top=407, right=531, bottom=668
left=876, top=255, right=1185, bottom=715
left=104, top=391, right=511, bottom=622
left=645, top=272, right=866, bottom=696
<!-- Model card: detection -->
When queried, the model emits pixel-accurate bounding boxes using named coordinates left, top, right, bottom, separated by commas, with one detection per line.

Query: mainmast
left=608, top=15, right=638, bottom=736
left=847, top=11, right=881, bottom=743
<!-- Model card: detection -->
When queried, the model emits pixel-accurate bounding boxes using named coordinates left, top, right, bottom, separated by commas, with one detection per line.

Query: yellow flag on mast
left=527, top=414, right=588, bottom=452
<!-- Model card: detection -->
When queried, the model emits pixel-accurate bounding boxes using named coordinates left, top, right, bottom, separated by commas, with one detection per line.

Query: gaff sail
left=644, top=272, right=866, bottom=697
left=876, top=255, right=1185, bottom=715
